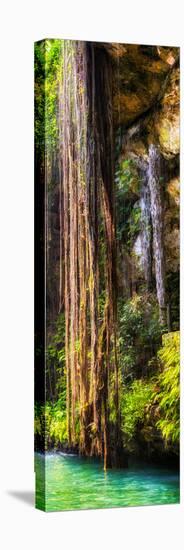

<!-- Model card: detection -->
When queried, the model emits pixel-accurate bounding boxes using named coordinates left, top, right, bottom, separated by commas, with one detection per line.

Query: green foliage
left=120, top=330, right=180, bottom=454
left=115, top=158, right=140, bottom=196
left=49, top=400, right=67, bottom=444
left=98, top=290, right=106, bottom=321
left=34, top=403, right=42, bottom=436
left=46, top=312, right=66, bottom=401
left=35, top=398, right=67, bottom=447
left=121, top=380, right=154, bottom=449
left=115, top=158, right=141, bottom=245
left=153, top=332, right=180, bottom=444
left=118, top=294, right=162, bottom=381
left=34, top=41, right=45, bottom=148
left=35, top=39, right=62, bottom=152
left=166, top=272, right=180, bottom=331
left=128, top=204, right=142, bottom=244
left=35, top=312, right=67, bottom=448
left=45, top=39, right=62, bottom=150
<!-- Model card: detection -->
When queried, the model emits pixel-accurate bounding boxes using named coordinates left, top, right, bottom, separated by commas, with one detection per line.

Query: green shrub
left=153, top=332, right=180, bottom=445
left=121, top=379, right=154, bottom=450
left=34, top=399, right=67, bottom=447
left=118, top=294, right=161, bottom=381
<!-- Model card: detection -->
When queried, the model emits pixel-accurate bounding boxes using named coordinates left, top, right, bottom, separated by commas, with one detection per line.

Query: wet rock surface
left=100, top=44, right=179, bottom=128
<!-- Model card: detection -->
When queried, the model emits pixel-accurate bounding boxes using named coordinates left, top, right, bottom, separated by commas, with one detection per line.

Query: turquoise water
left=35, top=452, right=179, bottom=511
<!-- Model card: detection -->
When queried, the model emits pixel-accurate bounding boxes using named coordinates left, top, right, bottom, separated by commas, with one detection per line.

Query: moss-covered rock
left=113, top=44, right=180, bottom=292
left=154, top=68, right=179, bottom=158
left=164, top=176, right=180, bottom=273
left=103, top=44, right=179, bottom=127
left=167, top=177, right=180, bottom=207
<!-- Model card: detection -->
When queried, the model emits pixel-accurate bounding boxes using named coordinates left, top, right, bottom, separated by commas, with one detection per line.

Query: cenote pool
left=35, top=452, right=179, bottom=511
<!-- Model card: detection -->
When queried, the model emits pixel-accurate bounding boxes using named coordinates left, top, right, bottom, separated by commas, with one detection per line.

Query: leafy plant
left=118, top=294, right=162, bottom=381
left=35, top=39, right=62, bottom=153
left=121, top=380, right=154, bottom=450
left=153, top=332, right=180, bottom=445
left=46, top=312, right=66, bottom=401
left=115, top=158, right=140, bottom=196
left=34, top=399, right=67, bottom=447
left=50, top=400, right=67, bottom=444
left=115, top=158, right=141, bottom=245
